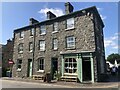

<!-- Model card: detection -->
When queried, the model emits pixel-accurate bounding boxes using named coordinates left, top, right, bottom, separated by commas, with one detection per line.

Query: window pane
left=20, top=32, right=24, bottom=38
left=30, top=28, right=34, bottom=36
left=38, top=58, right=44, bottom=70
left=40, top=25, right=46, bottom=34
left=66, top=36, right=75, bottom=48
left=64, top=58, right=77, bottom=74
left=39, top=41, right=45, bottom=51
left=53, top=39, right=58, bottom=50
left=17, top=60, right=22, bottom=69
left=53, top=22, right=58, bottom=31
left=67, top=18, right=74, bottom=29
left=29, top=42, right=33, bottom=51
left=18, top=43, right=23, bottom=53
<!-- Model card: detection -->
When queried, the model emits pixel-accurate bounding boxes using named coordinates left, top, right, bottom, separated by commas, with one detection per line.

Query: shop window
left=64, top=58, right=77, bottom=74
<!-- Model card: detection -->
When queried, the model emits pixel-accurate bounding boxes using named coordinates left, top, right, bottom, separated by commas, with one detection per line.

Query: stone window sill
left=40, top=33, right=46, bottom=36
left=40, top=50, right=45, bottom=52
left=66, top=47, right=76, bottom=50
left=65, top=27, right=75, bottom=31
left=29, top=50, right=33, bottom=53
left=52, top=31, right=58, bottom=34
left=19, top=38, right=24, bottom=40
left=29, top=36, right=33, bottom=38
left=18, top=51, right=23, bottom=54
left=17, top=69, right=21, bottom=72
left=37, top=70, right=44, bottom=73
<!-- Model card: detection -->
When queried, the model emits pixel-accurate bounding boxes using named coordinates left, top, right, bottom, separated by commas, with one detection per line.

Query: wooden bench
left=32, top=75, right=44, bottom=80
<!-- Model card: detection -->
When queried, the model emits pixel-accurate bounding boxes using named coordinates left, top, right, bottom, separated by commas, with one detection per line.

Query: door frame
left=51, top=58, right=58, bottom=80
left=82, top=57, right=92, bottom=81
left=27, top=59, right=33, bottom=77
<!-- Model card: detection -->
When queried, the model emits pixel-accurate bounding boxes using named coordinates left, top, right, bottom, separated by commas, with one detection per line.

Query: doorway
left=27, top=59, right=32, bottom=77
left=51, top=58, right=58, bottom=80
left=82, top=57, right=91, bottom=81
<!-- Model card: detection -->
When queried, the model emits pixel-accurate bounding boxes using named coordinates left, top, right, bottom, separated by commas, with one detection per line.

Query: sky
left=1, top=2, right=119, bottom=58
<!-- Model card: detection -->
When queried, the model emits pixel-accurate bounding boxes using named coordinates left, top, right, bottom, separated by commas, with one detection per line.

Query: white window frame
left=40, top=25, right=46, bottom=35
left=66, top=18, right=74, bottom=30
left=17, top=59, right=22, bottom=71
left=30, top=28, right=34, bottom=36
left=66, top=36, right=75, bottom=48
left=53, top=38, right=58, bottom=50
left=39, top=40, right=45, bottom=51
left=20, top=31, right=24, bottom=38
left=64, top=58, right=77, bottom=74
left=29, top=42, right=33, bottom=52
left=53, top=22, right=58, bottom=33
left=18, top=43, right=23, bottom=53
left=37, top=58, right=44, bottom=72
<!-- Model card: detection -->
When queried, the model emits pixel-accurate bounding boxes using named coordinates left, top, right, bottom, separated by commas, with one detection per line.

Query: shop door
left=82, top=57, right=92, bottom=81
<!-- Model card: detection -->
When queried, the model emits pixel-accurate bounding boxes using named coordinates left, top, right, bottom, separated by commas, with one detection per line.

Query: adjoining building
left=1, top=39, right=13, bottom=77
left=12, top=2, right=106, bottom=83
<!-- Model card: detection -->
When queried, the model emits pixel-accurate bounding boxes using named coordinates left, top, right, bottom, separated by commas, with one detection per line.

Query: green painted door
left=77, top=54, right=82, bottom=82
left=29, top=61, right=32, bottom=77
left=28, top=59, right=32, bottom=77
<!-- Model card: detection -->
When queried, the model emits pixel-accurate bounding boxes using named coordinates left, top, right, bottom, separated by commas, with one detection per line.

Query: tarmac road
left=1, top=78, right=120, bottom=90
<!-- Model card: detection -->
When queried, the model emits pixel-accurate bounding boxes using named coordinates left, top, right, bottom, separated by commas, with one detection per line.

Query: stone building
left=12, top=2, right=106, bottom=83
left=1, top=39, right=14, bottom=76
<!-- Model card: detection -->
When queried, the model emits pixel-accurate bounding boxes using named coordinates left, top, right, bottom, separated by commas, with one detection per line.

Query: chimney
left=47, top=11, right=56, bottom=20
left=65, top=2, right=74, bottom=14
left=29, top=18, right=39, bottom=25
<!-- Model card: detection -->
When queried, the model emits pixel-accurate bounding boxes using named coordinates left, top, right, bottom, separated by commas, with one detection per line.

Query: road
left=2, top=79, right=69, bottom=88
left=1, top=79, right=119, bottom=90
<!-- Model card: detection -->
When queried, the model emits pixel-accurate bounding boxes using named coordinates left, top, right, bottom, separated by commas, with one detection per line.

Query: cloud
left=97, top=7, right=103, bottom=11
left=38, top=8, right=64, bottom=19
left=96, top=7, right=106, bottom=20
left=104, top=33, right=118, bottom=49
left=100, top=15, right=107, bottom=20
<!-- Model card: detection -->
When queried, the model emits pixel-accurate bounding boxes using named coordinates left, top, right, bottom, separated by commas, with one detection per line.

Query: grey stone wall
left=12, top=8, right=105, bottom=82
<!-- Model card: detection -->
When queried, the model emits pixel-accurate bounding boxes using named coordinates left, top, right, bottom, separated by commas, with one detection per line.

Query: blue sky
left=1, top=2, right=119, bottom=57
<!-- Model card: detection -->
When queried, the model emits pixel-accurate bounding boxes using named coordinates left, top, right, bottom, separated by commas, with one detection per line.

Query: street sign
left=8, top=59, right=14, bottom=64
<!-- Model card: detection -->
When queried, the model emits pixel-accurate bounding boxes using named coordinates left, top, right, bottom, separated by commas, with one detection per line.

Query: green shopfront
left=61, top=52, right=95, bottom=83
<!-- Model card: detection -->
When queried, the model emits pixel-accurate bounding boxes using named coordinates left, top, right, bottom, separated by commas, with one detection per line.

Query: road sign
left=8, top=59, right=14, bottom=64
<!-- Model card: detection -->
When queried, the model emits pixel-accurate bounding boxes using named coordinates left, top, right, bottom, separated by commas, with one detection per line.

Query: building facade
left=1, top=39, right=13, bottom=76
left=12, top=2, right=106, bottom=83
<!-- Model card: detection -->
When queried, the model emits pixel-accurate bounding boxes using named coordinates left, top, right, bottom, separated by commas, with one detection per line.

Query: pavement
left=1, top=77, right=120, bottom=89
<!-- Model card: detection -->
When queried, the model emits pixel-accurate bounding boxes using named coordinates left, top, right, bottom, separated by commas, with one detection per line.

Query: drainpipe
left=32, top=26, right=36, bottom=77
